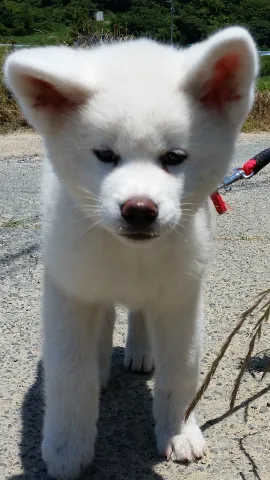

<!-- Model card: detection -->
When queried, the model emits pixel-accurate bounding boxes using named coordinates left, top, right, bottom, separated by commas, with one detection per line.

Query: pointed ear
left=4, top=47, right=94, bottom=132
left=183, top=27, right=258, bottom=122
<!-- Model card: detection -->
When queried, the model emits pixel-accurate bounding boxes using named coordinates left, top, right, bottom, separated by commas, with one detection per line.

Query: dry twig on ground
left=185, top=288, right=270, bottom=420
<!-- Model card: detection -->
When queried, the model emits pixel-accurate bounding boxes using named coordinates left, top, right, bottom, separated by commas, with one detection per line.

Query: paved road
left=0, top=134, right=270, bottom=480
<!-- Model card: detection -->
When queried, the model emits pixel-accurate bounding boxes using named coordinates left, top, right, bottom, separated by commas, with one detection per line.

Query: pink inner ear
left=201, top=52, right=241, bottom=110
left=27, top=77, right=84, bottom=111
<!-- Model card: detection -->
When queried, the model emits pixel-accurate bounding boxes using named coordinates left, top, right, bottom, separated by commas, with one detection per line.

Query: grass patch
left=214, top=234, right=266, bottom=241
left=0, top=218, right=41, bottom=228
left=0, top=26, right=71, bottom=46
left=260, top=55, right=270, bottom=77
left=257, top=76, right=270, bottom=91
left=243, top=90, right=270, bottom=132
left=0, top=46, right=30, bottom=133
left=1, top=218, right=25, bottom=228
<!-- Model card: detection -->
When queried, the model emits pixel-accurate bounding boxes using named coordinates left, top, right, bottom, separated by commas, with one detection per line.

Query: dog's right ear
left=4, top=47, right=94, bottom=132
left=182, top=27, right=258, bottom=125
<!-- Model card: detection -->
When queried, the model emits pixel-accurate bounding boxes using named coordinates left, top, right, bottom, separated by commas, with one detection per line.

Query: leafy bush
left=260, top=56, right=270, bottom=77
left=0, top=1, right=269, bottom=47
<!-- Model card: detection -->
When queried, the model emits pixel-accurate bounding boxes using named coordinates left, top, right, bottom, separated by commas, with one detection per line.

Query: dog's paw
left=124, top=349, right=154, bottom=373
left=156, top=422, right=206, bottom=462
left=42, top=433, right=95, bottom=480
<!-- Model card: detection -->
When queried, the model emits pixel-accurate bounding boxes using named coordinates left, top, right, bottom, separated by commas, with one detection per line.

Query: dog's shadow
left=8, top=348, right=164, bottom=480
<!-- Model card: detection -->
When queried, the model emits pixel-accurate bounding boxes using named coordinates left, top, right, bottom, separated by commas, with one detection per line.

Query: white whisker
left=79, top=219, right=103, bottom=239
left=81, top=197, right=103, bottom=205
left=75, top=186, right=102, bottom=203
left=70, top=205, right=102, bottom=214
left=73, top=213, right=101, bottom=224
left=73, top=206, right=102, bottom=212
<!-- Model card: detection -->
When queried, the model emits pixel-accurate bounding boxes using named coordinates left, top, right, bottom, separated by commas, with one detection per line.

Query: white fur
left=4, top=27, right=258, bottom=479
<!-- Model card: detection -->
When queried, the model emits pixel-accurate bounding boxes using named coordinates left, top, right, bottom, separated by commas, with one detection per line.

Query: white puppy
left=5, top=27, right=258, bottom=479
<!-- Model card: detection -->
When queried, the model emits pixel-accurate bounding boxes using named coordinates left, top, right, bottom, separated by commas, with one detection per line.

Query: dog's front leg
left=42, top=274, right=101, bottom=480
left=149, top=290, right=206, bottom=462
left=124, top=309, right=154, bottom=373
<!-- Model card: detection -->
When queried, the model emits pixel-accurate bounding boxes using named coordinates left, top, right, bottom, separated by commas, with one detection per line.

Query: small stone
left=195, top=465, right=205, bottom=471
left=259, top=406, right=267, bottom=413
left=210, top=447, right=218, bottom=454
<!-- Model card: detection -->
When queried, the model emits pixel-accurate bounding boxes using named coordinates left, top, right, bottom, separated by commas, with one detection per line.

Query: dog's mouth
left=118, top=231, right=159, bottom=242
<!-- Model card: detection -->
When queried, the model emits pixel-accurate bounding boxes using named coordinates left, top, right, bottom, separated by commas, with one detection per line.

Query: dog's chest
left=45, top=227, right=195, bottom=307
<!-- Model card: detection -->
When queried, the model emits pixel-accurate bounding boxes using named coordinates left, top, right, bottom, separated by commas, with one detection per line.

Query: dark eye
left=93, top=148, right=120, bottom=165
left=160, top=149, right=188, bottom=167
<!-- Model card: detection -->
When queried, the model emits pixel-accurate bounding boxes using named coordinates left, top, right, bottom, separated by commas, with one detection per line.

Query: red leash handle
left=242, top=148, right=270, bottom=176
left=210, top=192, right=228, bottom=214
left=211, top=147, right=270, bottom=215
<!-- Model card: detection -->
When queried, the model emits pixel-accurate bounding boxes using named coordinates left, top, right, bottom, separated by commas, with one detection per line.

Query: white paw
left=156, top=422, right=206, bottom=462
left=42, top=431, right=95, bottom=480
left=124, top=349, right=154, bottom=372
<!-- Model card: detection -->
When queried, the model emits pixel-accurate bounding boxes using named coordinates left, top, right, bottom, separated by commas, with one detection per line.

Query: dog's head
left=5, top=28, right=258, bottom=244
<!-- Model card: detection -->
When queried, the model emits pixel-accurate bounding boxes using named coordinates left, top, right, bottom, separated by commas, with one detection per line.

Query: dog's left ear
left=184, top=27, right=258, bottom=122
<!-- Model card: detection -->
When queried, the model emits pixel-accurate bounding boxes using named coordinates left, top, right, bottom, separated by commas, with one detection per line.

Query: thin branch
left=185, top=288, right=270, bottom=421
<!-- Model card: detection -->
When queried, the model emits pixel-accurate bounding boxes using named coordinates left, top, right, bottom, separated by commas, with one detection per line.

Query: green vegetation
left=0, top=217, right=41, bottom=228
left=0, top=46, right=29, bottom=132
left=1, top=218, right=25, bottom=227
left=0, top=1, right=269, bottom=133
left=257, top=76, right=270, bottom=91
left=260, top=55, right=270, bottom=76
left=242, top=91, right=270, bottom=132
left=0, top=1, right=269, bottom=48
left=0, top=26, right=71, bottom=46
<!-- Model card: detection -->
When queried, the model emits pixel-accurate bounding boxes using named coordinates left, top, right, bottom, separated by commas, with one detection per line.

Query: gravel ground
left=0, top=133, right=270, bottom=480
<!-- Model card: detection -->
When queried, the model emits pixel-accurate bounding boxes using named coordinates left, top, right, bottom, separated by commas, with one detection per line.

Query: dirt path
left=0, top=131, right=270, bottom=159
left=0, top=132, right=42, bottom=158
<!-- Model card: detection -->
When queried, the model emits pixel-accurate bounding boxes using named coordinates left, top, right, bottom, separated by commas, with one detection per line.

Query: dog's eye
left=161, top=149, right=188, bottom=167
left=93, top=148, right=120, bottom=165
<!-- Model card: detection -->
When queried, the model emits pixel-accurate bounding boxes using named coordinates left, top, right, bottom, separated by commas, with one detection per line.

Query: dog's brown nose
left=121, top=196, right=158, bottom=229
